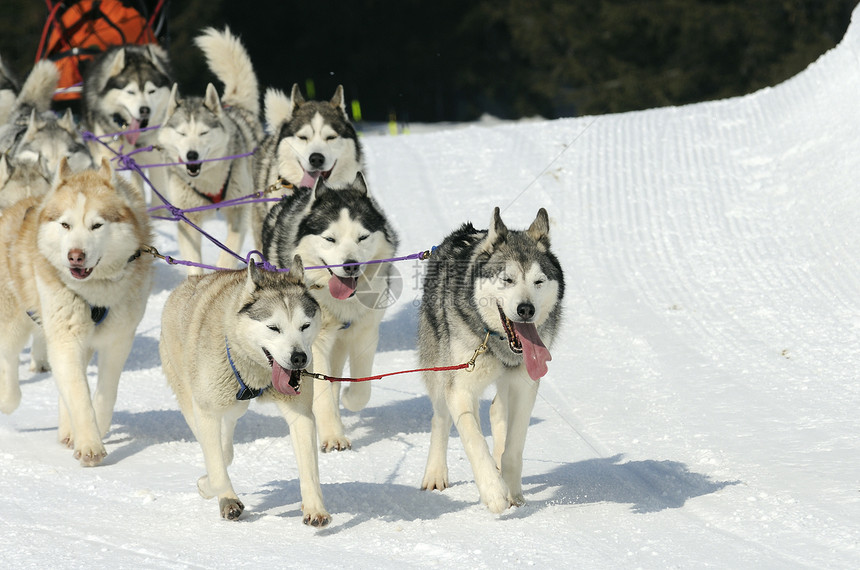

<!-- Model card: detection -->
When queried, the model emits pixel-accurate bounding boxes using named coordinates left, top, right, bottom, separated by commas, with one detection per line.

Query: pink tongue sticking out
left=329, top=274, right=357, bottom=300
left=299, top=169, right=320, bottom=188
left=513, top=322, right=552, bottom=381
left=126, top=118, right=141, bottom=146
left=271, top=360, right=300, bottom=395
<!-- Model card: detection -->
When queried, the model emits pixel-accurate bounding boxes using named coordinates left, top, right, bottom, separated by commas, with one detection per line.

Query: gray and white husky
left=159, top=257, right=330, bottom=526
left=0, top=61, right=92, bottom=207
left=262, top=174, right=398, bottom=452
left=419, top=207, right=564, bottom=513
left=252, top=84, right=363, bottom=242
left=157, top=27, right=263, bottom=274
left=81, top=43, right=172, bottom=194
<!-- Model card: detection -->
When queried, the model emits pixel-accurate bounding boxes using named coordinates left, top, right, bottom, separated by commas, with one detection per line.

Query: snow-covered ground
left=3, top=7, right=860, bottom=569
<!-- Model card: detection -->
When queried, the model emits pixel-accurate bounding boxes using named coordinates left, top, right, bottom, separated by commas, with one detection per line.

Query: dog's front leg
left=421, top=381, right=452, bottom=491
left=311, top=335, right=351, bottom=452
left=0, top=313, right=31, bottom=414
left=447, top=380, right=513, bottom=513
left=272, top=388, right=330, bottom=527
left=92, top=331, right=135, bottom=438
left=176, top=216, right=204, bottom=276
left=192, top=400, right=246, bottom=520
left=496, top=370, right=539, bottom=506
left=50, top=344, right=105, bottom=466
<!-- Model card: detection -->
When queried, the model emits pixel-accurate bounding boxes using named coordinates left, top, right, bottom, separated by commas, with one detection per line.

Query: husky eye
left=199, top=130, right=209, bottom=136
left=147, top=88, right=156, bottom=95
left=177, top=131, right=187, bottom=137
left=91, top=223, right=103, bottom=230
left=357, top=234, right=369, bottom=242
left=534, top=278, right=546, bottom=287
left=267, top=325, right=281, bottom=333
left=300, top=322, right=311, bottom=331
left=325, top=135, right=337, bottom=141
left=60, top=222, right=70, bottom=230
left=323, top=236, right=336, bottom=243
left=501, top=276, right=514, bottom=285
left=298, top=135, right=309, bottom=142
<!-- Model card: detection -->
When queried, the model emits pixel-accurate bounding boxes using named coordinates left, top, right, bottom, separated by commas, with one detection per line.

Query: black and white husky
left=157, top=27, right=263, bottom=274
left=419, top=207, right=564, bottom=513
left=252, top=84, right=363, bottom=242
left=262, top=174, right=398, bottom=452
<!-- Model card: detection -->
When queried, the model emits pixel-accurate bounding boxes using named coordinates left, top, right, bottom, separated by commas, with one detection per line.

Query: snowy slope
left=3, top=7, right=860, bottom=569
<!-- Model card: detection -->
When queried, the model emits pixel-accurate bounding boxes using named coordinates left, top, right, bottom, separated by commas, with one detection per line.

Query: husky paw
left=421, top=470, right=449, bottom=492
left=320, top=436, right=351, bottom=453
left=59, top=435, right=74, bottom=449
left=74, top=444, right=107, bottom=467
left=303, top=510, right=331, bottom=527
left=219, top=497, right=244, bottom=520
left=0, top=391, right=21, bottom=415
left=483, top=489, right=514, bottom=514
left=29, top=360, right=50, bottom=373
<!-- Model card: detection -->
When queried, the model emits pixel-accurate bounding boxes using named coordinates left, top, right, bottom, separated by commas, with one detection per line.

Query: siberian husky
left=0, top=157, right=154, bottom=466
left=419, top=207, right=564, bottom=513
left=252, top=84, right=363, bottom=242
left=159, top=257, right=330, bottom=525
left=157, top=27, right=263, bottom=274
left=262, top=174, right=398, bottom=452
left=80, top=43, right=173, bottom=194
left=0, top=60, right=92, bottom=184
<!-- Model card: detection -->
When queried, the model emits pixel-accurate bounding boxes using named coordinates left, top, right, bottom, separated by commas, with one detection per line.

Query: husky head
left=266, top=84, right=362, bottom=189
left=37, top=158, right=146, bottom=283
left=234, top=256, right=322, bottom=395
left=291, top=173, right=397, bottom=301
left=158, top=83, right=230, bottom=178
left=16, top=109, right=93, bottom=175
left=473, top=207, right=564, bottom=380
left=89, top=45, right=172, bottom=145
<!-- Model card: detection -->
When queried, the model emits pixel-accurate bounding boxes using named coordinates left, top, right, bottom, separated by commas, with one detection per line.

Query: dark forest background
left=0, top=1, right=856, bottom=123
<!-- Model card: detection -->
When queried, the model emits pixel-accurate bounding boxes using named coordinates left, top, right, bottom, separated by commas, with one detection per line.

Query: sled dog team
left=0, top=28, right=565, bottom=526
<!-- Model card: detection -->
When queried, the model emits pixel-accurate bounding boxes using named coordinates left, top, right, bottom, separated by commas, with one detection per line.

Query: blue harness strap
left=226, top=336, right=265, bottom=400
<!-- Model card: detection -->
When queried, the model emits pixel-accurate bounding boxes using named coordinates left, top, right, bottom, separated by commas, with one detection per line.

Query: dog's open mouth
left=497, top=304, right=553, bottom=381
left=183, top=158, right=201, bottom=177
left=299, top=162, right=336, bottom=188
left=263, top=348, right=302, bottom=395
left=69, top=266, right=94, bottom=280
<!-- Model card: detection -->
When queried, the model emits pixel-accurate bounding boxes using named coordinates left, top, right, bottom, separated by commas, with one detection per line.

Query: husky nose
left=309, top=152, right=325, bottom=170
left=186, top=150, right=199, bottom=162
left=139, top=106, right=150, bottom=118
left=342, top=259, right=360, bottom=277
left=68, top=249, right=86, bottom=265
left=517, top=302, right=535, bottom=321
left=290, top=351, right=308, bottom=369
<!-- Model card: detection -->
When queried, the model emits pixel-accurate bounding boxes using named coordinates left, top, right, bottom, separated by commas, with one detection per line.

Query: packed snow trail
left=3, top=5, right=860, bottom=568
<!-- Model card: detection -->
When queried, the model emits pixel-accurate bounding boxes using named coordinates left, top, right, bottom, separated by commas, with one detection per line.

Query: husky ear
left=146, top=45, right=170, bottom=76
left=290, top=83, right=305, bottom=107
left=527, top=208, right=551, bottom=249
left=330, top=85, right=346, bottom=113
left=166, top=83, right=180, bottom=116
left=106, top=48, right=126, bottom=80
left=22, top=109, right=39, bottom=142
left=245, top=261, right=265, bottom=294
left=352, top=171, right=368, bottom=195
left=311, top=176, right=330, bottom=200
left=58, top=107, right=76, bottom=131
left=203, top=83, right=222, bottom=115
left=487, top=206, right=508, bottom=246
left=56, top=156, right=74, bottom=181
left=96, top=157, right=112, bottom=181
left=289, top=254, right=305, bottom=283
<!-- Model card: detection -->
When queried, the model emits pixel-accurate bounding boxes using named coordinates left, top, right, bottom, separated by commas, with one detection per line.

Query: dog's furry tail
left=263, top=88, right=292, bottom=129
left=195, top=26, right=259, bottom=116
left=13, top=60, right=58, bottom=115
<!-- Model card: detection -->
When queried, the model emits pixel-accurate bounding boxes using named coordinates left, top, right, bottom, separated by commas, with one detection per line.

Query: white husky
left=160, top=257, right=330, bottom=525
left=0, top=158, right=154, bottom=466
